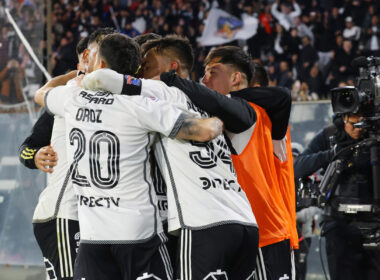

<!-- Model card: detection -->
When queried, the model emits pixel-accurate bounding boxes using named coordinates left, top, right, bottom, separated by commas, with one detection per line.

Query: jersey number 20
left=69, top=128, right=120, bottom=189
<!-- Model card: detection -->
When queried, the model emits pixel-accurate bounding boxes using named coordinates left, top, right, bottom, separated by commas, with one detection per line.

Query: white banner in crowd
left=199, top=8, right=258, bottom=46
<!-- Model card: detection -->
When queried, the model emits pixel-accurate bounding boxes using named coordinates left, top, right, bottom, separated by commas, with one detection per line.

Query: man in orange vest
left=161, top=46, right=295, bottom=280
left=251, top=63, right=299, bottom=277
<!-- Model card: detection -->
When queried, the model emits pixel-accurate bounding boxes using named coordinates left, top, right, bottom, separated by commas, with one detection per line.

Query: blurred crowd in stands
left=1, top=0, right=380, bottom=103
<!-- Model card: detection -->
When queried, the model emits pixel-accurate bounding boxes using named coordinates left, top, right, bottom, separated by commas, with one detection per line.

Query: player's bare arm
left=34, top=145, right=58, bottom=173
left=176, top=116, right=223, bottom=142
left=34, top=70, right=78, bottom=107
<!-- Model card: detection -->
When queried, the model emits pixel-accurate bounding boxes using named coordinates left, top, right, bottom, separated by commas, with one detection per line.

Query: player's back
left=138, top=80, right=257, bottom=232
left=33, top=116, right=77, bottom=223
left=54, top=86, right=182, bottom=243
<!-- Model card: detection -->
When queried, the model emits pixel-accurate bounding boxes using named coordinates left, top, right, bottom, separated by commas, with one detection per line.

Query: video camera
left=330, top=56, right=380, bottom=134
left=312, top=56, right=380, bottom=249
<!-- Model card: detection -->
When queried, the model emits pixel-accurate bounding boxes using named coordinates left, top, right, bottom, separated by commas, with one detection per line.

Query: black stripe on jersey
left=150, top=150, right=166, bottom=195
left=158, top=135, right=185, bottom=227
left=143, top=133, right=158, bottom=235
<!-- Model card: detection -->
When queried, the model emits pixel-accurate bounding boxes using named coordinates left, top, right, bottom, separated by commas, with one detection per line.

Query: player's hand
left=34, top=145, right=58, bottom=173
left=74, top=74, right=85, bottom=87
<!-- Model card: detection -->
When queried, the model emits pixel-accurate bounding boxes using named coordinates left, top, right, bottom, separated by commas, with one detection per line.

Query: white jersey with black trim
left=45, top=84, right=186, bottom=243
left=138, top=79, right=257, bottom=232
left=32, top=116, right=78, bottom=222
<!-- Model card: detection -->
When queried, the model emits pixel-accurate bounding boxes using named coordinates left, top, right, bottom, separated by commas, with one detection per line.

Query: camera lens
left=337, top=91, right=355, bottom=110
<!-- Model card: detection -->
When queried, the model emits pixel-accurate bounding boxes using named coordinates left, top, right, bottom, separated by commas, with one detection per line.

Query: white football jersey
left=45, top=84, right=186, bottom=243
left=138, top=79, right=257, bottom=232
left=32, top=116, right=78, bottom=222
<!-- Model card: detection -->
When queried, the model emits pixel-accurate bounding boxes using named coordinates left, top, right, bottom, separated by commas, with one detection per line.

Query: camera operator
left=294, top=112, right=380, bottom=280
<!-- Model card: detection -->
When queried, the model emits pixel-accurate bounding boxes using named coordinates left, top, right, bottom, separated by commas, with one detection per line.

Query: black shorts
left=256, top=239, right=295, bottom=280
left=73, top=233, right=172, bottom=280
left=163, top=221, right=178, bottom=269
left=175, top=223, right=259, bottom=280
left=33, top=218, right=80, bottom=280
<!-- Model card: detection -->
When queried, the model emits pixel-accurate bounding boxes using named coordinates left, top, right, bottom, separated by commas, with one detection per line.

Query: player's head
left=134, top=33, right=162, bottom=46
left=84, top=28, right=115, bottom=73
left=139, top=34, right=194, bottom=79
left=76, top=36, right=89, bottom=72
left=202, top=46, right=253, bottom=95
left=250, top=63, right=269, bottom=87
left=94, top=33, right=141, bottom=75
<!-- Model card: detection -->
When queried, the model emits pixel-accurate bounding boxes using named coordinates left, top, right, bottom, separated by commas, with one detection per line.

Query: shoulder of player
left=141, top=78, right=183, bottom=94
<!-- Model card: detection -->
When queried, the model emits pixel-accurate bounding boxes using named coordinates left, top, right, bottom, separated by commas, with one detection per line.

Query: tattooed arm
left=175, top=117, right=224, bottom=142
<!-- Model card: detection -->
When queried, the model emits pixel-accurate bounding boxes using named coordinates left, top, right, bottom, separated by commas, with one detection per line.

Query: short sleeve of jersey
left=45, top=85, right=73, bottom=117
left=130, top=95, right=188, bottom=138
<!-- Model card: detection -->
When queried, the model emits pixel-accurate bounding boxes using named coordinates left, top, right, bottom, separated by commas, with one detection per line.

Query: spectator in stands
left=331, top=40, right=357, bottom=84
left=295, top=15, right=314, bottom=45
left=0, top=58, right=24, bottom=103
left=299, top=35, right=318, bottom=81
left=364, top=15, right=380, bottom=56
left=342, top=16, right=360, bottom=47
left=329, top=6, right=345, bottom=35
left=51, top=31, right=77, bottom=76
left=277, top=60, right=294, bottom=89
left=271, top=0, right=301, bottom=31
left=306, top=65, right=322, bottom=98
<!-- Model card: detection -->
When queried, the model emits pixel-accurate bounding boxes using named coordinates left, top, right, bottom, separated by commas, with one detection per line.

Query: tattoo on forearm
left=181, top=118, right=200, bottom=136
left=212, top=118, right=223, bottom=136
left=179, top=117, right=223, bottom=139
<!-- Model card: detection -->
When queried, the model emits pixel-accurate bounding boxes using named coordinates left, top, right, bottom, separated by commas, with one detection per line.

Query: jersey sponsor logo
left=200, top=177, right=241, bottom=192
left=78, top=194, right=120, bottom=208
left=79, top=91, right=114, bottom=105
left=203, top=269, right=228, bottom=280
left=75, top=108, right=102, bottom=123
left=136, top=272, right=161, bottom=280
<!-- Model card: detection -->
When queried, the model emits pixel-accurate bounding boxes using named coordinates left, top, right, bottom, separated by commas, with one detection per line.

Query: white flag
left=199, top=8, right=258, bottom=47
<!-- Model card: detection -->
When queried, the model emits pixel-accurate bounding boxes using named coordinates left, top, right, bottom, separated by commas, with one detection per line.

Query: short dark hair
left=134, top=33, right=162, bottom=47
left=205, top=46, right=254, bottom=83
left=141, top=34, right=194, bottom=74
left=251, top=63, right=269, bottom=86
left=99, top=33, right=141, bottom=75
left=76, top=36, right=89, bottom=56
left=88, top=27, right=115, bottom=46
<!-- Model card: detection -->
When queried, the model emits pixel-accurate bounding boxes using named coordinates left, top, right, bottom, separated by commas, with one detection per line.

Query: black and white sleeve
left=160, top=71, right=256, bottom=133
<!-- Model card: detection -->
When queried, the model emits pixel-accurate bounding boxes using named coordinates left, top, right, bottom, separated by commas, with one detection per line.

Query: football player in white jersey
left=81, top=35, right=259, bottom=280
left=34, top=33, right=224, bottom=280
left=18, top=32, right=108, bottom=280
